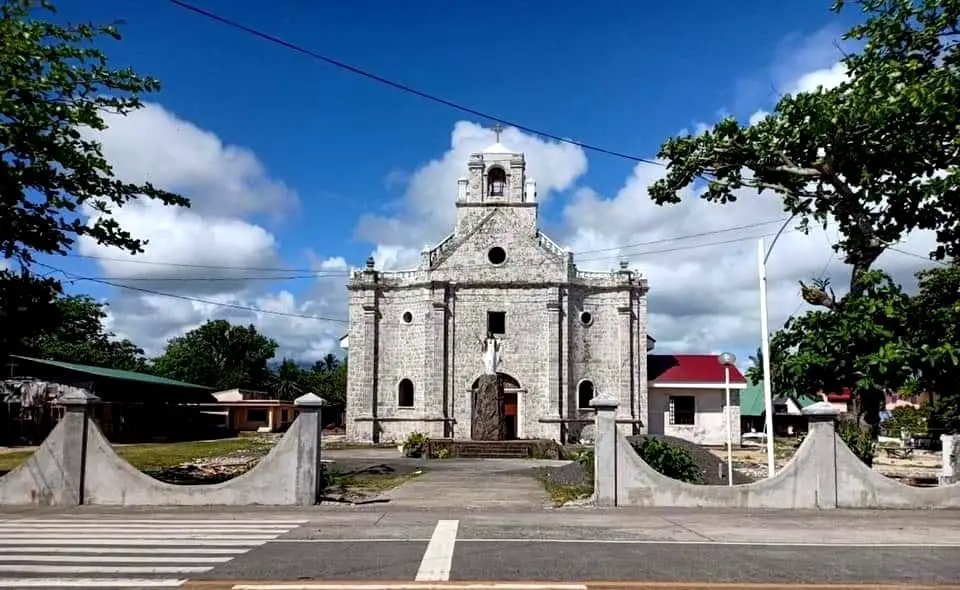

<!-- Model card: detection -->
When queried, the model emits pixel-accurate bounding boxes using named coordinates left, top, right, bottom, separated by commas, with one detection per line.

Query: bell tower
left=455, top=124, right=538, bottom=234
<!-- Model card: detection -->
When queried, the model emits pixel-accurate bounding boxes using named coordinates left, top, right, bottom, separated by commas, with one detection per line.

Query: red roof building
left=645, top=354, right=748, bottom=447
left=648, top=354, right=748, bottom=387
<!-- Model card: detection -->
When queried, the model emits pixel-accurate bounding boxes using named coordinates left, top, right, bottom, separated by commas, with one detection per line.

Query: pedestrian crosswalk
left=0, top=518, right=306, bottom=588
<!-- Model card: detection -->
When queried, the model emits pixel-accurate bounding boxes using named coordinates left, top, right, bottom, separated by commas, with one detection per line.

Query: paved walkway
left=375, top=458, right=565, bottom=509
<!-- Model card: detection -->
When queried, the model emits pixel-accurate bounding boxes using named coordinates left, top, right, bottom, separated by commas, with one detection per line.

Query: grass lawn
left=0, top=437, right=272, bottom=474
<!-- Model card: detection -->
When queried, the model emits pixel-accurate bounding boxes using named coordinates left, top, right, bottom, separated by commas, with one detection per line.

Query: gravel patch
left=535, top=460, right=591, bottom=488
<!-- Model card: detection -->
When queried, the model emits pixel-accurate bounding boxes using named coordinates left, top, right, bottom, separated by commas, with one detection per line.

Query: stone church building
left=342, top=136, right=746, bottom=445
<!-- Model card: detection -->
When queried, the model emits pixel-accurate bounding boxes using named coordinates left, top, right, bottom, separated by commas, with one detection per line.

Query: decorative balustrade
left=575, top=269, right=616, bottom=281
left=537, top=231, right=567, bottom=258
left=427, top=233, right=456, bottom=267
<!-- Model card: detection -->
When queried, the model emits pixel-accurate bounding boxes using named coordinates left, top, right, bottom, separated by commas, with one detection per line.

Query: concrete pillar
left=802, top=401, right=840, bottom=509
left=616, top=304, right=634, bottom=433
left=293, top=393, right=326, bottom=505
left=62, top=390, right=100, bottom=505
left=546, top=300, right=562, bottom=441
left=591, top=395, right=619, bottom=507
left=940, top=434, right=958, bottom=486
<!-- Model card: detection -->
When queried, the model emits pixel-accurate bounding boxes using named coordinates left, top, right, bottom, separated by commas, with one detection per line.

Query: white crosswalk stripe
left=0, top=518, right=306, bottom=588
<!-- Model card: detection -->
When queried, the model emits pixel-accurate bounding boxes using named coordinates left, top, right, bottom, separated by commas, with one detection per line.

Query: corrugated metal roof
left=648, top=354, right=748, bottom=384
left=12, top=355, right=211, bottom=390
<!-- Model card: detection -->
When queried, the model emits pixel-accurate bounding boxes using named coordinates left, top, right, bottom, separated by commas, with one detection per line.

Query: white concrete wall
left=647, top=387, right=741, bottom=446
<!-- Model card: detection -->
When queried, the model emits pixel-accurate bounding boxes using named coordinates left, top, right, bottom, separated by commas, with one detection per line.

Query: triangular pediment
left=425, top=208, right=568, bottom=280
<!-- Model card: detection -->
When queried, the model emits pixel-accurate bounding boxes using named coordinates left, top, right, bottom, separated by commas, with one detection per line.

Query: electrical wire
left=37, top=263, right=349, bottom=324
left=165, top=0, right=663, bottom=166
left=65, top=217, right=790, bottom=277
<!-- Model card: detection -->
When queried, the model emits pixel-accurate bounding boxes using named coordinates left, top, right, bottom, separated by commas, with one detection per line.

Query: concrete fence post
left=294, top=392, right=327, bottom=505
left=940, top=434, right=958, bottom=486
left=590, top=395, right=619, bottom=507
left=59, top=390, right=100, bottom=505
left=801, top=401, right=840, bottom=509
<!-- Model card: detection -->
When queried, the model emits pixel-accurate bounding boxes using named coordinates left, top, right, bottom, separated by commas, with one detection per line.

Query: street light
left=757, top=216, right=796, bottom=479
left=718, top=351, right=736, bottom=487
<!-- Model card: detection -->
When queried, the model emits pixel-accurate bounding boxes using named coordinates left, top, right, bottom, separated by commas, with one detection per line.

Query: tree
left=904, top=261, right=960, bottom=433
left=649, top=0, right=960, bottom=302
left=270, top=358, right=304, bottom=401
left=152, top=320, right=278, bottom=390
left=0, top=270, right=62, bottom=362
left=26, top=294, right=146, bottom=370
left=648, top=0, right=960, bottom=434
left=768, top=271, right=913, bottom=436
left=0, top=0, right=189, bottom=271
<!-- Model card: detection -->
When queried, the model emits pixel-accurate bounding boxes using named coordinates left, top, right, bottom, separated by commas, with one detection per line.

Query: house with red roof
left=645, top=353, right=748, bottom=446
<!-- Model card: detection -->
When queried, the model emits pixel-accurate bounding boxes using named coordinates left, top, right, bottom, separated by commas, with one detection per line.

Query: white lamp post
left=718, top=351, right=737, bottom=487
left=757, top=214, right=797, bottom=479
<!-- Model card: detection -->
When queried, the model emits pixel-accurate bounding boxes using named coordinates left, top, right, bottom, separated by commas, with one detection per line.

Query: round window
left=488, top=246, right=507, bottom=265
left=579, top=311, right=593, bottom=326
left=402, top=311, right=413, bottom=324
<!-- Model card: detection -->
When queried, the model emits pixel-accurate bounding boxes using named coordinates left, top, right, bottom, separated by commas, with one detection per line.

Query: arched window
left=487, top=167, right=506, bottom=197
left=577, top=380, right=595, bottom=409
left=398, top=379, right=414, bottom=407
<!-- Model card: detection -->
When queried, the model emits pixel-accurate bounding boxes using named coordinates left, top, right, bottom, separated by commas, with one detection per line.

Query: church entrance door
left=470, top=372, right=520, bottom=441
left=503, top=391, right=518, bottom=440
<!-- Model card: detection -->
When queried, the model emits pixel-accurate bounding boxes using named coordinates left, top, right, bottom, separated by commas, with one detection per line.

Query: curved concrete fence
left=0, top=410, right=84, bottom=506
left=834, top=432, right=960, bottom=509
left=592, top=397, right=960, bottom=509
left=0, top=390, right=327, bottom=506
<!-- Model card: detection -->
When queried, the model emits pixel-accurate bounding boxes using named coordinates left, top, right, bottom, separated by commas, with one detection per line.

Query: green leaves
left=650, top=0, right=960, bottom=292
left=0, top=0, right=188, bottom=270
left=151, top=320, right=279, bottom=390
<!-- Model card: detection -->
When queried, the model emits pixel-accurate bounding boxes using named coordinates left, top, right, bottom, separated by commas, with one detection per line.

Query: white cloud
left=84, top=32, right=939, bottom=371
left=562, top=160, right=939, bottom=357
left=79, top=103, right=345, bottom=362
left=355, top=121, right=588, bottom=258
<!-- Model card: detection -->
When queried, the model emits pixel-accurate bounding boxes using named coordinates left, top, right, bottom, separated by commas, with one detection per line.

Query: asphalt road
left=2, top=508, right=960, bottom=588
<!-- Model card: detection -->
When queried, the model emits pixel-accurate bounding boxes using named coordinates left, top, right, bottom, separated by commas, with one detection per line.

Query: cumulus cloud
left=355, top=120, right=588, bottom=266
left=83, top=31, right=939, bottom=370
left=561, top=160, right=939, bottom=357
left=78, top=103, right=345, bottom=361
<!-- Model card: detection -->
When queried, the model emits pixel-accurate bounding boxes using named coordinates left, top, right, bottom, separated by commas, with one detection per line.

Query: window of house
left=487, top=167, right=506, bottom=196
left=398, top=378, right=414, bottom=407
left=247, top=409, right=268, bottom=423
left=487, top=311, right=506, bottom=335
left=577, top=380, right=595, bottom=408
left=669, top=396, right=696, bottom=425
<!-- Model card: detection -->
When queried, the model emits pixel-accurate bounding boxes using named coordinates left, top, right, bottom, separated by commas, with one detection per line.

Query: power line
left=66, top=217, right=790, bottom=273
left=165, top=0, right=661, bottom=166
left=37, top=263, right=349, bottom=324
left=575, top=218, right=786, bottom=255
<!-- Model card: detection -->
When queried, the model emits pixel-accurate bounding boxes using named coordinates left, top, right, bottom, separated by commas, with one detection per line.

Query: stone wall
left=0, top=391, right=327, bottom=506
left=593, top=398, right=960, bottom=509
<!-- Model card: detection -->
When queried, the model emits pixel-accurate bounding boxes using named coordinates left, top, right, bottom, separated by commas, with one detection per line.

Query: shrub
left=401, top=432, right=428, bottom=458
left=838, top=420, right=877, bottom=467
left=630, top=437, right=702, bottom=484
left=882, top=405, right=927, bottom=439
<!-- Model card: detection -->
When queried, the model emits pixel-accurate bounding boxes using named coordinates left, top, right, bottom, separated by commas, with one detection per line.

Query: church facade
left=343, top=139, right=649, bottom=443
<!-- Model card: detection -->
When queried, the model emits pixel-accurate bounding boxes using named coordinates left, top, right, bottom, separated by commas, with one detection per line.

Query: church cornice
left=455, top=202, right=537, bottom=209
left=348, top=279, right=649, bottom=295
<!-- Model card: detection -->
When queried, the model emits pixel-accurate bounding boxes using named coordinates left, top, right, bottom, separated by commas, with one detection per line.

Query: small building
left=646, top=354, right=747, bottom=447
left=739, top=382, right=819, bottom=439
left=201, top=388, right=298, bottom=433
left=4, top=355, right=214, bottom=443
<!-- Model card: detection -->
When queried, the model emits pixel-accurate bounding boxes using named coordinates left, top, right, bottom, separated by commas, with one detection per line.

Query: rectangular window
left=487, top=311, right=506, bottom=335
left=247, top=409, right=268, bottom=423
left=669, top=396, right=696, bottom=426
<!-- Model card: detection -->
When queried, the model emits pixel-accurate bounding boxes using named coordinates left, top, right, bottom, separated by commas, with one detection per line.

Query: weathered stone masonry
left=345, top=141, right=649, bottom=443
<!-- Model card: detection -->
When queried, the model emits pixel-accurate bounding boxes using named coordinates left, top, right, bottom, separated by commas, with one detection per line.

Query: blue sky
left=32, top=0, right=889, bottom=362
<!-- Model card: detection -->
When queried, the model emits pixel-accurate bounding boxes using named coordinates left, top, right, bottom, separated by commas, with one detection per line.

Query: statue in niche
left=478, top=332, right=501, bottom=375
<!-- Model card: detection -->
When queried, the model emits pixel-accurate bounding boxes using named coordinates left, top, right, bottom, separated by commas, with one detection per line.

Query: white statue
left=479, top=333, right=501, bottom=375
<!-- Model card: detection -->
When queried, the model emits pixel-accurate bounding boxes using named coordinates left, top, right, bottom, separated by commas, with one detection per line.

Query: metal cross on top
left=492, top=123, right=505, bottom=142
